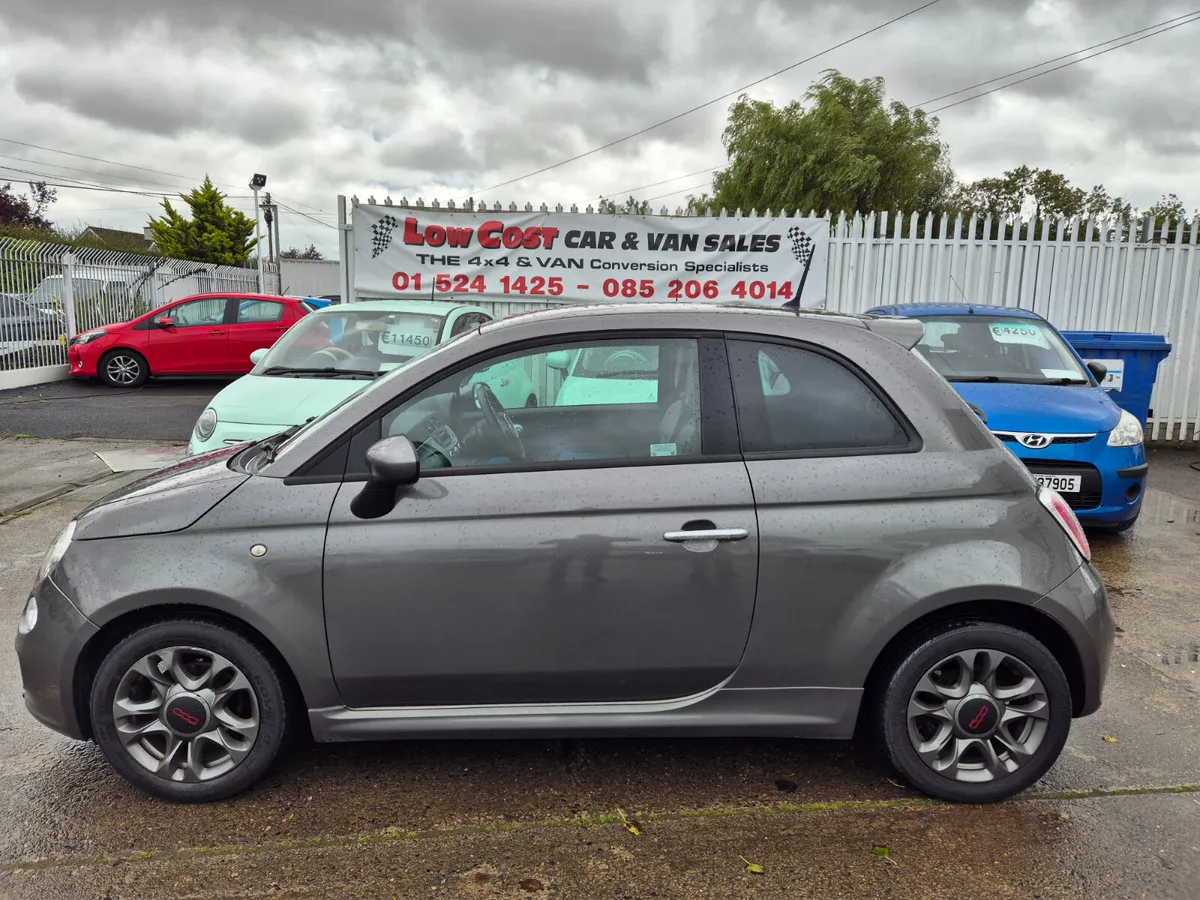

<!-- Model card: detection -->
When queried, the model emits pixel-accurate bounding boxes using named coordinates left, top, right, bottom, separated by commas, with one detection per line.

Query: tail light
left=1038, top=487, right=1090, bottom=561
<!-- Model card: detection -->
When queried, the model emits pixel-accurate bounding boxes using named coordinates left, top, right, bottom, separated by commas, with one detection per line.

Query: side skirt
left=308, top=687, right=863, bottom=743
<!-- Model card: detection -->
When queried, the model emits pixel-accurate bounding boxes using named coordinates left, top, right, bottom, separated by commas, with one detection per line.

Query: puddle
left=1140, top=491, right=1200, bottom=526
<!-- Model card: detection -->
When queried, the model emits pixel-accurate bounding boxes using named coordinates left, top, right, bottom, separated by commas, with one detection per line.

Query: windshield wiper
left=1040, top=377, right=1090, bottom=386
left=262, top=366, right=378, bottom=379
left=946, top=375, right=1001, bottom=383
left=257, top=418, right=316, bottom=468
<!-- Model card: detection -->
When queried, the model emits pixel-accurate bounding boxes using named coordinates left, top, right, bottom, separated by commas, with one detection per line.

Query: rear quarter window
left=727, top=339, right=912, bottom=455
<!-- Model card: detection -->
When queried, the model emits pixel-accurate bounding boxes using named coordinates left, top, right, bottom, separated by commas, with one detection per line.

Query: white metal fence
left=347, top=199, right=1199, bottom=441
left=0, top=237, right=279, bottom=389
left=822, top=211, right=1200, bottom=442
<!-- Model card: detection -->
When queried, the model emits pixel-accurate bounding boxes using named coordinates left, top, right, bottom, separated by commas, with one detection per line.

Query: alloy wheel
left=105, top=354, right=141, bottom=386
left=111, top=646, right=260, bottom=783
left=906, top=648, right=1049, bottom=783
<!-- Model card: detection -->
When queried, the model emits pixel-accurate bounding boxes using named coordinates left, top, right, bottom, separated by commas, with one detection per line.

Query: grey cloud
left=13, top=68, right=310, bottom=147
left=379, top=125, right=477, bottom=174
left=0, top=0, right=663, bottom=84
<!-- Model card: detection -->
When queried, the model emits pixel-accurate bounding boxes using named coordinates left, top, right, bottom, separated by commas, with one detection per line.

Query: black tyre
left=99, top=349, right=149, bottom=388
left=90, top=619, right=288, bottom=802
left=877, top=623, right=1072, bottom=803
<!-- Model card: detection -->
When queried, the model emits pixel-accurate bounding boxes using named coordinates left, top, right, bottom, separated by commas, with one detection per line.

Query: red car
left=68, top=293, right=312, bottom=388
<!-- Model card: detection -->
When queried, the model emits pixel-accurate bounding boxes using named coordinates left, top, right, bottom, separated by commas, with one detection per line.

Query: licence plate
left=1035, top=474, right=1081, bottom=493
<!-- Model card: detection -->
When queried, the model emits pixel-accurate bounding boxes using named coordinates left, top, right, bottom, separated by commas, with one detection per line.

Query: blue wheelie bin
left=1059, top=331, right=1172, bottom=427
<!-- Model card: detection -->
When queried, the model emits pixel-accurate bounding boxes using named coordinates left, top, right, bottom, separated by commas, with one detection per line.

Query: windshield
left=245, top=323, right=482, bottom=470
left=259, top=309, right=448, bottom=376
left=912, top=316, right=1090, bottom=384
left=26, top=277, right=110, bottom=310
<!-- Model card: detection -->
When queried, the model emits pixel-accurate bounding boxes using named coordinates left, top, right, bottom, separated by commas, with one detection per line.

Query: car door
left=321, top=334, right=760, bottom=708
left=145, top=296, right=232, bottom=374
left=226, top=299, right=292, bottom=372
left=721, top=337, right=924, bottom=689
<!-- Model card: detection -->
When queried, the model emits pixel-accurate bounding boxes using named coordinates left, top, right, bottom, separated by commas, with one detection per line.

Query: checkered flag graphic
left=786, top=225, right=816, bottom=306
left=787, top=226, right=814, bottom=268
left=370, top=215, right=400, bottom=258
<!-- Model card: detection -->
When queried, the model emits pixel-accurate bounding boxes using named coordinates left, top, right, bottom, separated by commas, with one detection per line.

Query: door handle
left=209, top=328, right=227, bottom=335
left=663, top=528, right=748, bottom=543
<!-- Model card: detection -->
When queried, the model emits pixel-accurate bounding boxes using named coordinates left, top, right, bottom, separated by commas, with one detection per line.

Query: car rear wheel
left=99, top=349, right=149, bottom=388
left=89, top=619, right=288, bottom=802
left=877, top=623, right=1072, bottom=803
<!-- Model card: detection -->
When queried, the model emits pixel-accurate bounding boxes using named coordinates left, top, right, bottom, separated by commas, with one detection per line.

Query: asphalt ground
left=0, top=441, right=1198, bottom=898
left=0, top=378, right=225, bottom=442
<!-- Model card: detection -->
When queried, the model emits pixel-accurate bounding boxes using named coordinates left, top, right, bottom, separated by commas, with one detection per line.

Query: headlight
left=1107, top=409, right=1144, bottom=447
left=195, top=408, right=218, bottom=441
left=37, top=520, right=75, bottom=584
left=18, top=596, right=37, bottom=634
left=69, top=329, right=108, bottom=346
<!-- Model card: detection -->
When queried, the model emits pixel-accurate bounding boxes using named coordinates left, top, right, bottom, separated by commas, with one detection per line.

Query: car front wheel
left=878, top=623, right=1072, bottom=803
left=99, top=349, right=149, bottom=388
left=89, top=619, right=288, bottom=802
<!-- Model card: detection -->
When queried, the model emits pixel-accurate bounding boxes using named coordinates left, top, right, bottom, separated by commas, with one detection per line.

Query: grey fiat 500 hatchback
left=16, top=304, right=1112, bottom=804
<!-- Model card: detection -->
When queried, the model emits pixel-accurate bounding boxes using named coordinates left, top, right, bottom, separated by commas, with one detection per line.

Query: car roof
left=482, top=302, right=866, bottom=334
left=175, top=292, right=303, bottom=303
left=865, top=302, right=1045, bottom=320
left=314, top=299, right=484, bottom=315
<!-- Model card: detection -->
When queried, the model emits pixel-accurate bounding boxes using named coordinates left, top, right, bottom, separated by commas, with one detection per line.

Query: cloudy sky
left=1, top=0, right=1197, bottom=257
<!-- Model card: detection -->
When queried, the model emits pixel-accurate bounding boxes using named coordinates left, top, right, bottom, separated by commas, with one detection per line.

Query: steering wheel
left=473, top=382, right=526, bottom=461
left=603, top=349, right=650, bottom=372
left=308, top=347, right=353, bottom=365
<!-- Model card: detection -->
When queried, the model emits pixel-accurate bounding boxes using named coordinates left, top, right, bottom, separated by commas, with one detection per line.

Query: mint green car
left=188, top=300, right=535, bottom=455
left=547, top=342, right=789, bottom=405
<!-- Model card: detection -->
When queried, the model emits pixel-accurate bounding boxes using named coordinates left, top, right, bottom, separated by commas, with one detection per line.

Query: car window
left=449, top=313, right=482, bottom=337
left=236, top=300, right=285, bottom=324
left=912, top=316, right=1088, bottom=383
left=169, top=297, right=228, bottom=327
left=378, top=338, right=703, bottom=473
left=728, top=339, right=910, bottom=454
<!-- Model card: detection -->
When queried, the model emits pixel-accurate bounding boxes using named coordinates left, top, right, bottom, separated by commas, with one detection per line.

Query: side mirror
left=546, top=350, right=572, bottom=372
left=156, top=316, right=174, bottom=328
left=249, top=348, right=269, bottom=365
left=350, top=436, right=420, bottom=519
left=967, top=402, right=988, bottom=425
left=1086, top=361, right=1107, bottom=383
left=367, top=436, right=420, bottom=485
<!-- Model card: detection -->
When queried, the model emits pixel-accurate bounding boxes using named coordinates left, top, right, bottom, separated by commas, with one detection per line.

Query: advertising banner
left=352, top=206, right=828, bottom=308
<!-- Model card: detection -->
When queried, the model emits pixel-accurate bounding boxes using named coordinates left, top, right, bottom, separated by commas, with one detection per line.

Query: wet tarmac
left=1, top=451, right=1199, bottom=899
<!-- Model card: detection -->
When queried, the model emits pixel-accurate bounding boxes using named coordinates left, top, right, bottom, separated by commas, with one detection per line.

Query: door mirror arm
left=350, top=436, right=420, bottom=519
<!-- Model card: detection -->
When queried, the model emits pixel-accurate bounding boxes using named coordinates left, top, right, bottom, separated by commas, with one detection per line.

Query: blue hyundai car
left=866, top=303, right=1146, bottom=531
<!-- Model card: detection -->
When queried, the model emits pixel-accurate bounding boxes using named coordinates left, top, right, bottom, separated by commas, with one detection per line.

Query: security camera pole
left=249, top=174, right=268, bottom=292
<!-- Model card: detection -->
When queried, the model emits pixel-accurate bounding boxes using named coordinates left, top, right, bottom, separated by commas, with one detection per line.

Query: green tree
left=689, top=70, right=955, bottom=216
left=597, top=195, right=651, bottom=214
left=0, top=181, right=56, bottom=236
left=953, top=166, right=1132, bottom=221
left=147, top=177, right=257, bottom=265
left=1140, top=193, right=1195, bottom=241
left=281, top=243, right=325, bottom=260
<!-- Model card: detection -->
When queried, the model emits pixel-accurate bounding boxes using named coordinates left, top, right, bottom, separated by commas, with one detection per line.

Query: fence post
left=62, top=252, right=77, bottom=342
left=338, top=194, right=355, bottom=304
